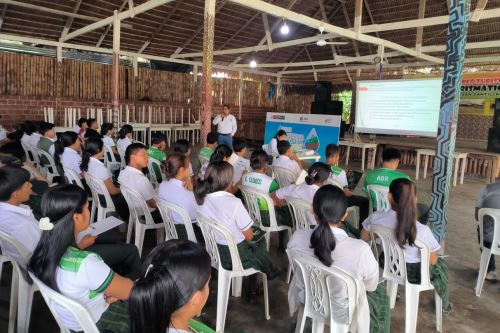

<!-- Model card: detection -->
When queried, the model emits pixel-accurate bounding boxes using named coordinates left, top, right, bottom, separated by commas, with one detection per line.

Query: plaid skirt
left=260, top=206, right=293, bottom=228
left=367, top=284, right=391, bottom=333
left=406, top=257, right=449, bottom=307
left=217, top=237, right=275, bottom=276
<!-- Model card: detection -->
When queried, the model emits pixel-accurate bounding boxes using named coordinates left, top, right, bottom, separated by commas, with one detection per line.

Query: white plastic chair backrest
left=0, top=229, right=30, bottom=278
left=478, top=208, right=500, bottom=256
left=197, top=212, right=244, bottom=272
left=271, top=166, right=297, bottom=188
left=102, top=144, right=119, bottom=165
left=368, top=225, right=406, bottom=285
left=289, top=249, right=361, bottom=327
left=157, top=198, right=197, bottom=243
left=120, top=185, right=155, bottom=225
left=21, top=141, right=37, bottom=165
left=117, top=146, right=126, bottom=169
left=240, top=185, right=277, bottom=229
left=84, top=172, right=115, bottom=211
left=63, top=167, right=85, bottom=190
left=198, top=154, right=210, bottom=167
left=147, top=158, right=164, bottom=186
left=35, top=147, right=59, bottom=175
left=366, top=185, right=390, bottom=212
left=28, top=272, right=100, bottom=333
left=285, top=196, right=313, bottom=230
left=261, top=144, right=269, bottom=154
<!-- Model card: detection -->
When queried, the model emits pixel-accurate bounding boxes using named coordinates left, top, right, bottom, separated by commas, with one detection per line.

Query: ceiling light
left=316, top=40, right=327, bottom=47
left=249, top=60, right=257, bottom=68
left=280, top=21, right=289, bottom=35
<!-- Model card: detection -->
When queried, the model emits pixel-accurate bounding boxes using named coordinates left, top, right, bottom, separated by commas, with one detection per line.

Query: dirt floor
left=0, top=156, right=499, bottom=333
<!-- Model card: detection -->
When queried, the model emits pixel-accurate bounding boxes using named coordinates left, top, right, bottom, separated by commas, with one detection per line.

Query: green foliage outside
left=332, top=90, right=352, bottom=123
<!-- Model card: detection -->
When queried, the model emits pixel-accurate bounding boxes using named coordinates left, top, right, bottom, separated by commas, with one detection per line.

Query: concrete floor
left=0, top=159, right=499, bottom=333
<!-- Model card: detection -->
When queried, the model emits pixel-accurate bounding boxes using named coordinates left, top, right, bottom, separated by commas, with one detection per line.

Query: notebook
left=346, top=169, right=364, bottom=191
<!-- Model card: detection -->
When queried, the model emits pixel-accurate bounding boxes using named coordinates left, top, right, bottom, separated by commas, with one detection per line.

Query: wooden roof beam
left=60, top=0, right=176, bottom=42
left=471, top=0, right=488, bottom=22
left=60, top=0, right=82, bottom=39
left=262, top=13, right=273, bottom=51
left=354, top=0, right=362, bottom=37
left=96, top=0, right=128, bottom=47
left=415, top=0, right=426, bottom=54
left=0, top=4, right=7, bottom=29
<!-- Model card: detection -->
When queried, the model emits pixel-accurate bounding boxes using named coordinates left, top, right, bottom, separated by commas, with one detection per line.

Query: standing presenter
left=213, top=104, right=237, bottom=149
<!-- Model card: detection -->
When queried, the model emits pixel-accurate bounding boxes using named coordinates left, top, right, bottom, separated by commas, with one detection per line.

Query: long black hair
left=305, top=162, right=331, bottom=186
left=162, top=152, right=189, bottom=181
left=80, top=137, right=103, bottom=172
left=28, top=184, right=88, bottom=290
left=390, top=178, right=418, bottom=248
left=274, top=129, right=287, bottom=139
left=118, top=124, right=133, bottom=140
left=194, top=161, right=233, bottom=205
left=100, top=122, right=114, bottom=136
left=310, top=185, right=348, bottom=266
left=129, top=240, right=211, bottom=333
left=54, top=131, right=79, bottom=165
left=209, top=144, right=232, bottom=164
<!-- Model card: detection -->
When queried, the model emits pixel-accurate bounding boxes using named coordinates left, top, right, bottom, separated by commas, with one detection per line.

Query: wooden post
left=276, top=74, right=282, bottom=112
left=429, top=0, right=471, bottom=242
left=238, top=71, right=243, bottom=120
left=200, top=0, right=216, bottom=146
left=112, top=10, right=121, bottom=128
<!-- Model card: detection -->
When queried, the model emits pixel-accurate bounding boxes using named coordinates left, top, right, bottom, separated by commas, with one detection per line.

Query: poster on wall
left=264, top=112, right=341, bottom=161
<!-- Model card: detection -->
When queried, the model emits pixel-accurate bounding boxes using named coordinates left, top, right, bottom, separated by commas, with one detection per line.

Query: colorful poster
left=264, top=112, right=341, bottom=161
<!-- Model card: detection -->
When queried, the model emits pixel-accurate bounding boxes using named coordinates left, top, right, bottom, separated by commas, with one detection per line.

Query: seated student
left=23, top=121, right=42, bottom=147
left=116, top=124, right=134, bottom=151
left=229, top=137, right=251, bottom=184
left=118, top=143, right=162, bottom=223
left=73, top=117, right=88, bottom=135
left=288, top=185, right=391, bottom=333
left=361, top=178, right=451, bottom=314
left=363, top=148, right=429, bottom=223
left=37, top=121, right=57, bottom=156
left=28, top=185, right=134, bottom=333
left=80, top=137, right=129, bottom=221
left=267, top=129, right=287, bottom=157
left=173, top=139, right=195, bottom=178
left=475, top=180, right=500, bottom=281
left=195, top=161, right=280, bottom=279
left=55, top=131, right=82, bottom=177
left=147, top=133, right=167, bottom=183
left=198, top=132, right=218, bottom=164
left=84, top=118, right=100, bottom=140
left=129, top=240, right=212, bottom=333
left=0, top=118, right=8, bottom=145
left=325, top=143, right=370, bottom=223
left=101, top=122, right=118, bottom=154
left=198, top=144, right=232, bottom=181
left=272, top=140, right=302, bottom=177
left=158, top=153, right=201, bottom=241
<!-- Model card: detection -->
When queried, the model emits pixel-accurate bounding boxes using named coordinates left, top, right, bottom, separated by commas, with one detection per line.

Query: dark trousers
left=348, top=195, right=369, bottom=223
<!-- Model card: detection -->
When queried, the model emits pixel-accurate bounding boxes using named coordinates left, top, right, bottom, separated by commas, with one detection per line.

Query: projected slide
left=355, top=79, right=442, bottom=137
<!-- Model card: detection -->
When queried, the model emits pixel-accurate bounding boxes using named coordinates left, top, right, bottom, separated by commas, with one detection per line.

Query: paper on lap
left=76, top=216, right=124, bottom=244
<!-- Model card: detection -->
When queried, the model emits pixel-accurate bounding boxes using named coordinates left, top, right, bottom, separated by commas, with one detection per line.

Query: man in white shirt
left=212, top=104, right=237, bottom=148
left=272, top=140, right=303, bottom=176
left=118, top=143, right=163, bottom=223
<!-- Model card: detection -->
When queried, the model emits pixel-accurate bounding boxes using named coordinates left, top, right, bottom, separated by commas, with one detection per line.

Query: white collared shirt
left=229, top=154, right=251, bottom=184
left=87, top=157, right=111, bottom=194
left=272, top=155, right=302, bottom=176
left=361, top=209, right=440, bottom=263
left=0, top=202, right=41, bottom=255
left=287, top=227, right=379, bottom=317
left=21, top=133, right=31, bottom=145
left=27, top=132, right=41, bottom=147
left=198, top=191, right=253, bottom=245
left=72, top=125, right=80, bottom=134
left=268, top=138, right=279, bottom=156
left=102, top=135, right=115, bottom=148
left=276, top=183, right=319, bottom=203
left=0, top=126, right=6, bottom=141
left=118, top=166, right=156, bottom=211
left=61, top=147, right=81, bottom=175
left=116, top=137, right=132, bottom=151
left=158, top=178, right=199, bottom=224
left=212, top=114, right=237, bottom=136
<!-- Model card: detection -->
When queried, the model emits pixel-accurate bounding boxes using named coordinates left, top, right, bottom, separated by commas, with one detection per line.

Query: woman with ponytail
left=28, top=184, right=134, bottom=333
left=117, top=124, right=133, bottom=151
left=55, top=131, right=82, bottom=176
left=195, top=161, right=280, bottom=279
left=129, top=240, right=213, bottom=333
left=288, top=185, right=390, bottom=333
left=361, top=178, right=450, bottom=313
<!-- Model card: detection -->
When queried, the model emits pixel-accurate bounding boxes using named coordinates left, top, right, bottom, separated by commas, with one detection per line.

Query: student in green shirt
left=147, top=133, right=167, bottom=182
left=198, top=132, right=217, bottom=164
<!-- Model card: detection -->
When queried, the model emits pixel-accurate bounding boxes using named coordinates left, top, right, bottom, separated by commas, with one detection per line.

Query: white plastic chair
left=197, top=212, right=270, bottom=333
left=475, top=208, right=500, bottom=297
left=147, top=157, right=165, bottom=188
left=120, top=185, right=164, bottom=256
left=0, top=229, right=39, bottom=333
left=21, top=141, right=38, bottom=167
left=28, top=272, right=100, bottom=333
left=84, top=172, right=116, bottom=221
left=102, top=144, right=122, bottom=173
left=271, top=166, right=298, bottom=188
left=63, top=167, right=96, bottom=223
left=33, top=147, right=60, bottom=182
left=367, top=184, right=390, bottom=214
left=117, top=146, right=126, bottom=169
left=285, top=196, right=313, bottom=231
left=157, top=197, right=198, bottom=243
left=288, top=249, right=368, bottom=333
left=368, top=224, right=442, bottom=333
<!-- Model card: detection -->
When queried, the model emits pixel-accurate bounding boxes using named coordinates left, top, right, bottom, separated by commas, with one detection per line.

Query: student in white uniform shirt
left=27, top=122, right=42, bottom=147
left=288, top=185, right=391, bottom=333
left=267, top=129, right=287, bottom=157
left=212, top=104, right=237, bottom=148
left=129, top=240, right=214, bottom=333
left=360, top=178, right=451, bottom=313
left=229, top=137, right=251, bottom=184
left=100, top=122, right=119, bottom=155
left=72, top=117, right=88, bottom=134
left=198, top=143, right=232, bottom=181
left=173, top=139, right=195, bottom=179
left=118, top=142, right=163, bottom=223
left=80, top=137, right=129, bottom=221
left=116, top=124, right=133, bottom=152
left=158, top=153, right=202, bottom=241
left=54, top=131, right=82, bottom=176
left=28, top=185, right=134, bottom=333
left=195, top=161, right=280, bottom=279
left=272, top=140, right=303, bottom=178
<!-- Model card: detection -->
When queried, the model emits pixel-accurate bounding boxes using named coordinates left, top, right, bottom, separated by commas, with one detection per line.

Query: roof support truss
left=415, top=0, right=426, bottom=53
left=0, top=4, right=7, bottom=29
left=96, top=0, right=128, bottom=48
left=60, top=0, right=82, bottom=39
left=262, top=13, right=273, bottom=51
left=471, top=0, right=488, bottom=22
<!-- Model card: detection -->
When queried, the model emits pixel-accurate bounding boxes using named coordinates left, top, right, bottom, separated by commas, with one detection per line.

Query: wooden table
left=339, top=140, right=378, bottom=171
left=415, top=149, right=469, bottom=186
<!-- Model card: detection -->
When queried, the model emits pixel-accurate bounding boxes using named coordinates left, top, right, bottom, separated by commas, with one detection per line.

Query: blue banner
left=264, top=113, right=341, bottom=161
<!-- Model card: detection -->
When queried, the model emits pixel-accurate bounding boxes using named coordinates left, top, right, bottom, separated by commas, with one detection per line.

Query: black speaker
left=311, top=101, right=343, bottom=116
left=314, top=81, right=332, bottom=102
left=494, top=98, right=500, bottom=127
left=487, top=127, right=500, bottom=153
